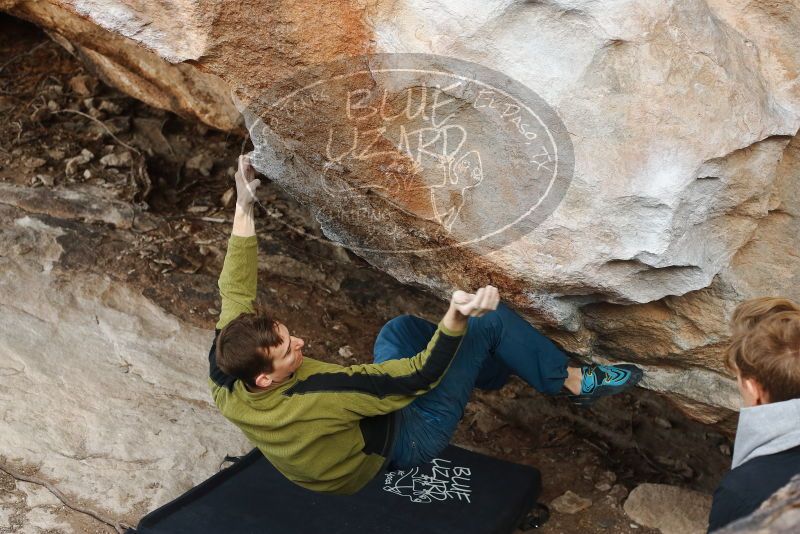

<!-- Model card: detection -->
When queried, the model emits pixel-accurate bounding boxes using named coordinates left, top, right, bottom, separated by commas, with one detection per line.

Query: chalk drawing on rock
left=240, top=54, right=574, bottom=254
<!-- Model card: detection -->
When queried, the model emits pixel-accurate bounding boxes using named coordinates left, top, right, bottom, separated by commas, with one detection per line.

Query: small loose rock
left=595, top=470, right=617, bottom=488
left=33, top=174, right=54, bottom=187
left=65, top=149, right=94, bottom=176
left=99, top=151, right=133, bottom=168
left=68, top=74, right=97, bottom=97
left=186, top=153, right=214, bottom=176
left=654, top=417, right=672, bottom=429
left=24, top=157, right=46, bottom=169
left=551, top=491, right=592, bottom=514
left=98, top=100, right=123, bottom=115
left=43, top=84, right=63, bottom=98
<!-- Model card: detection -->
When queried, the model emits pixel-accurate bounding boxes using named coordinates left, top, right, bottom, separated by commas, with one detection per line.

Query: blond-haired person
left=708, top=298, right=800, bottom=531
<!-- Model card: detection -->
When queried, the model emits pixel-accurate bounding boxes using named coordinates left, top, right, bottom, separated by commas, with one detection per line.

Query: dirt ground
left=0, top=16, right=735, bottom=534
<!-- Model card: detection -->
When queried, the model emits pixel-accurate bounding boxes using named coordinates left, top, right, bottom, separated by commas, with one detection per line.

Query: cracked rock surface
left=0, top=196, right=253, bottom=526
left=4, top=0, right=800, bottom=420
left=0, top=15, right=797, bottom=534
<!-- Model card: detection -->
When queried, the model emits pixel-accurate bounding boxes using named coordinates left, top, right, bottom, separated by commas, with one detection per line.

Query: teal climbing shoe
left=567, top=364, right=643, bottom=407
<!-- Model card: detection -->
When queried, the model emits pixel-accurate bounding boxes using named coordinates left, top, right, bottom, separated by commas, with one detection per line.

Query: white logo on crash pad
left=383, top=458, right=472, bottom=503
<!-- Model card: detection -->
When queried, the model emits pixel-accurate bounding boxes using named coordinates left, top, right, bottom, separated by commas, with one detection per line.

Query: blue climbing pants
left=374, top=303, right=569, bottom=469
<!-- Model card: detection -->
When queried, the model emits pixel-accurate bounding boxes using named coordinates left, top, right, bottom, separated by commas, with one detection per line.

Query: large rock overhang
left=4, top=0, right=800, bottom=422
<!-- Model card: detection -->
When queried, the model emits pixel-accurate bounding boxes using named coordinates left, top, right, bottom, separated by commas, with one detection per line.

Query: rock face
left=0, top=185, right=252, bottom=528
left=5, top=1, right=800, bottom=418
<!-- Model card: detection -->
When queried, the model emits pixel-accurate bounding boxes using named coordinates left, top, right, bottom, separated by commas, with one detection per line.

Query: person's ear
left=752, top=379, right=770, bottom=405
left=741, top=376, right=770, bottom=406
left=254, top=373, right=273, bottom=389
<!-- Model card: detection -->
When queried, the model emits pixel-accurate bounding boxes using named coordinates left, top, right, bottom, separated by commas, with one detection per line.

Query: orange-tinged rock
left=4, top=0, right=800, bottom=422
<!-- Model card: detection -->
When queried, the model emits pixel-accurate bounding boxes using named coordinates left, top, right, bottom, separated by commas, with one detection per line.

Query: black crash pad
left=130, top=445, right=542, bottom=534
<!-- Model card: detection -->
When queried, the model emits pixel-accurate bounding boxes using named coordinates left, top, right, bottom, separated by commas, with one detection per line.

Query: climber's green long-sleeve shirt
left=208, top=235, right=466, bottom=495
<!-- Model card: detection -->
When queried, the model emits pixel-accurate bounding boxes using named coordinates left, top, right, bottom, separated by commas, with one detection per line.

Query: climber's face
left=252, top=322, right=304, bottom=388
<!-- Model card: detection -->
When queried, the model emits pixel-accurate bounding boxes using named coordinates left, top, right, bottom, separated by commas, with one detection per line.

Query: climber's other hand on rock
left=451, top=286, right=500, bottom=318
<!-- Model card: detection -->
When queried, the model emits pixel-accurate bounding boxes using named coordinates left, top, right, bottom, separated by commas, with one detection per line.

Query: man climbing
left=209, top=154, right=643, bottom=494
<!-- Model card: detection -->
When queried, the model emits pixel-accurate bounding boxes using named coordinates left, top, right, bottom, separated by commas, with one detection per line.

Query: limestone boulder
left=4, top=0, right=800, bottom=419
left=0, top=185, right=251, bottom=529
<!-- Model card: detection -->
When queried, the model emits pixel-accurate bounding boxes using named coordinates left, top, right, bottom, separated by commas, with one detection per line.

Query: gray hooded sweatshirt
left=731, top=398, right=800, bottom=469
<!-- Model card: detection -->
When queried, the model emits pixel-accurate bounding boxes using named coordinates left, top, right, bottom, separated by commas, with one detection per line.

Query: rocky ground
left=0, top=17, right=735, bottom=534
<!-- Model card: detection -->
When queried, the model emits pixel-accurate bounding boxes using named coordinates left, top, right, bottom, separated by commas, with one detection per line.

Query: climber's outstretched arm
left=216, top=155, right=262, bottom=330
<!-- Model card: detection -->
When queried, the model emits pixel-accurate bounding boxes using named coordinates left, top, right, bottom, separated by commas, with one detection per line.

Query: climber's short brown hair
left=726, top=297, right=800, bottom=403
left=215, top=302, right=283, bottom=387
